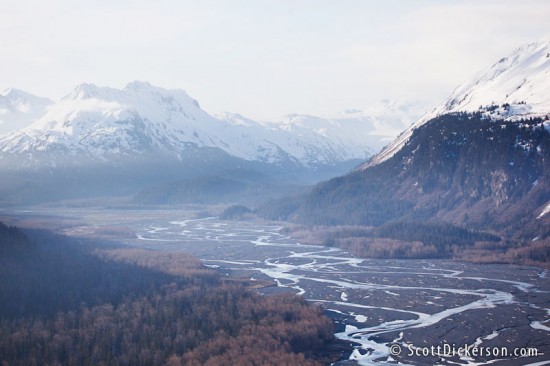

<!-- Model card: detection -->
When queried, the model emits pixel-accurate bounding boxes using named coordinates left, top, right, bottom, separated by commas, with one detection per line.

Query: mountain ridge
left=273, top=112, right=550, bottom=239
left=0, top=88, right=53, bottom=134
left=260, top=37, right=550, bottom=248
left=0, top=81, right=425, bottom=171
left=0, top=81, right=423, bottom=203
left=364, top=36, right=550, bottom=169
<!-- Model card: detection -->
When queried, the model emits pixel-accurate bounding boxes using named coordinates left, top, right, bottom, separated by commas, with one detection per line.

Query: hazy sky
left=1, top=0, right=549, bottom=120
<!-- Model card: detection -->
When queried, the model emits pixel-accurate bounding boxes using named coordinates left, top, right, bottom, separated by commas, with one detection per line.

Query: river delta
left=5, top=206, right=550, bottom=365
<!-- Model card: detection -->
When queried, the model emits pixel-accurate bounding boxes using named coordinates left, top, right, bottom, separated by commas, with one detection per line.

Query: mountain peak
left=122, top=81, right=201, bottom=109
left=429, top=35, right=550, bottom=120
left=125, top=80, right=152, bottom=90
left=363, top=36, right=550, bottom=169
left=216, top=112, right=261, bottom=127
left=65, top=83, right=103, bottom=100
left=1, top=88, right=53, bottom=104
left=1, top=88, right=27, bottom=98
left=0, top=88, right=54, bottom=134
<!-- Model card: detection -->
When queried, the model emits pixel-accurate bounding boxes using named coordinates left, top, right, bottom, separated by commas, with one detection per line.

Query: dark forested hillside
left=259, top=113, right=550, bottom=263
left=0, top=224, right=337, bottom=365
left=271, top=113, right=549, bottom=233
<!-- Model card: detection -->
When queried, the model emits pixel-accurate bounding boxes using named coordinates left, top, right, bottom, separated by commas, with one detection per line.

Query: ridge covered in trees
left=287, top=222, right=501, bottom=260
left=258, top=113, right=550, bottom=265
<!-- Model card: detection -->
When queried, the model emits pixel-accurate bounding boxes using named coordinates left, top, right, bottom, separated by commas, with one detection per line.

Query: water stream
left=130, top=215, right=550, bottom=365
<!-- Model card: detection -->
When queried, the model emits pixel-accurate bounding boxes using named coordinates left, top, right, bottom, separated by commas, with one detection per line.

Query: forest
left=0, top=222, right=338, bottom=365
left=285, top=221, right=550, bottom=267
left=259, top=114, right=549, bottom=230
left=256, top=113, right=550, bottom=266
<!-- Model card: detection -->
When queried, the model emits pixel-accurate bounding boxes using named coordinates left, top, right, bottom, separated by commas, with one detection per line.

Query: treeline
left=0, top=223, right=336, bottom=365
left=373, top=222, right=500, bottom=248
left=260, top=113, right=549, bottom=239
left=0, top=221, right=33, bottom=259
left=288, top=221, right=550, bottom=267
left=456, top=237, right=550, bottom=268
left=288, top=221, right=501, bottom=259
left=333, top=237, right=438, bottom=259
left=219, top=205, right=253, bottom=220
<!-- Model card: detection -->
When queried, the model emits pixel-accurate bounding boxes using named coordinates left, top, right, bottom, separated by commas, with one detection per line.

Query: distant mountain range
left=263, top=36, right=550, bottom=242
left=0, top=89, right=53, bottom=134
left=0, top=81, right=424, bottom=204
left=0, top=82, right=424, bottom=169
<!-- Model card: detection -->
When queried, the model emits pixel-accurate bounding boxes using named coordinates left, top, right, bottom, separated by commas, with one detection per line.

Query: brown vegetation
left=94, top=248, right=216, bottom=279
left=0, top=224, right=337, bottom=365
left=286, top=222, right=550, bottom=268
left=456, top=238, right=550, bottom=269
left=335, top=237, right=438, bottom=259
left=286, top=223, right=501, bottom=260
left=92, top=225, right=137, bottom=238
left=0, top=283, right=333, bottom=366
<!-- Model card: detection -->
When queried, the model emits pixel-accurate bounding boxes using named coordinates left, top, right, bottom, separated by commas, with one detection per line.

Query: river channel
left=7, top=207, right=550, bottom=365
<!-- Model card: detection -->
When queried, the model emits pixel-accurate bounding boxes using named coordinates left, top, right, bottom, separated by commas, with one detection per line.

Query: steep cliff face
left=291, top=112, right=550, bottom=239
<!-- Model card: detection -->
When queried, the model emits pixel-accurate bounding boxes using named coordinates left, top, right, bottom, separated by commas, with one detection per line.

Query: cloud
left=337, top=1, right=550, bottom=102
left=0, top=0, right=548, bottom=120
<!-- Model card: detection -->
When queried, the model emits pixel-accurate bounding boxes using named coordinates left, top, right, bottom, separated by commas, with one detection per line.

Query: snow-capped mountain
left=0, top=89, right=53, bottom=134
left=0, top=81, right=423, bottom=170
left=270, top=36, right=550, bottom=244
left=215, top=112, right=369, bottom=166
left=221, top=99, right=426, bottom=163
left=0, top=81, right=426, bottom=203
left=315, top=99, right=426, bottom=152
left=0, top=81, right=376, bottom=168
left=365, top=36, right=550, bottom=168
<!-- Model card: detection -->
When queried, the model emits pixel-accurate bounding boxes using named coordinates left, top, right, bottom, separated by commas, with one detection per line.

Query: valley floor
left=2, top=205, right=550, bottom=365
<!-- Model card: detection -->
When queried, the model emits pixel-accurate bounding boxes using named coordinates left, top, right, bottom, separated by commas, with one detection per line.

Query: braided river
left=7, top=207, right=550, bottom=365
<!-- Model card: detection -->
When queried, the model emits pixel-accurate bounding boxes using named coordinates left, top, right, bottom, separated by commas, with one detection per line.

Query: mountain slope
left=0, top=89, right=53, bottom=134
left=271, top=37, right=550, bottom=242
left=365, top=36, right=550, bottom=168
left=291, top=113, right=549, bottom=236
left=0, top=81, right=373, bottom=169
left=0, top=82, right=425, bottom=203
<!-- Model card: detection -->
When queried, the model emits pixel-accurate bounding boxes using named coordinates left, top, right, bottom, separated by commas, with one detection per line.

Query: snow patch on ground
left=537, top=201, right=550, bottom=219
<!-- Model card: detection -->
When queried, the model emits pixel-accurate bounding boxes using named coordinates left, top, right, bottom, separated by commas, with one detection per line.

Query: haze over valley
left=1, top=2, right=550, bottom=365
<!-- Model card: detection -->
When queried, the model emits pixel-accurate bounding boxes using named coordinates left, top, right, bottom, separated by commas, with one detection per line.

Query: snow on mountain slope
left=325, top=99, right=425, bottom=150
left=218, top=99, right=426, bottom=165
left=0, top=81, right=418, bottom=168
left=0, top=89, right=53, bottom=134
left=216, top=112, right=362, bottom=165
left=12, top=81, right=234, bottom=158
left=0, top=82, right=348, bottom=165
left=364, top=36, right=550, bottom=169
